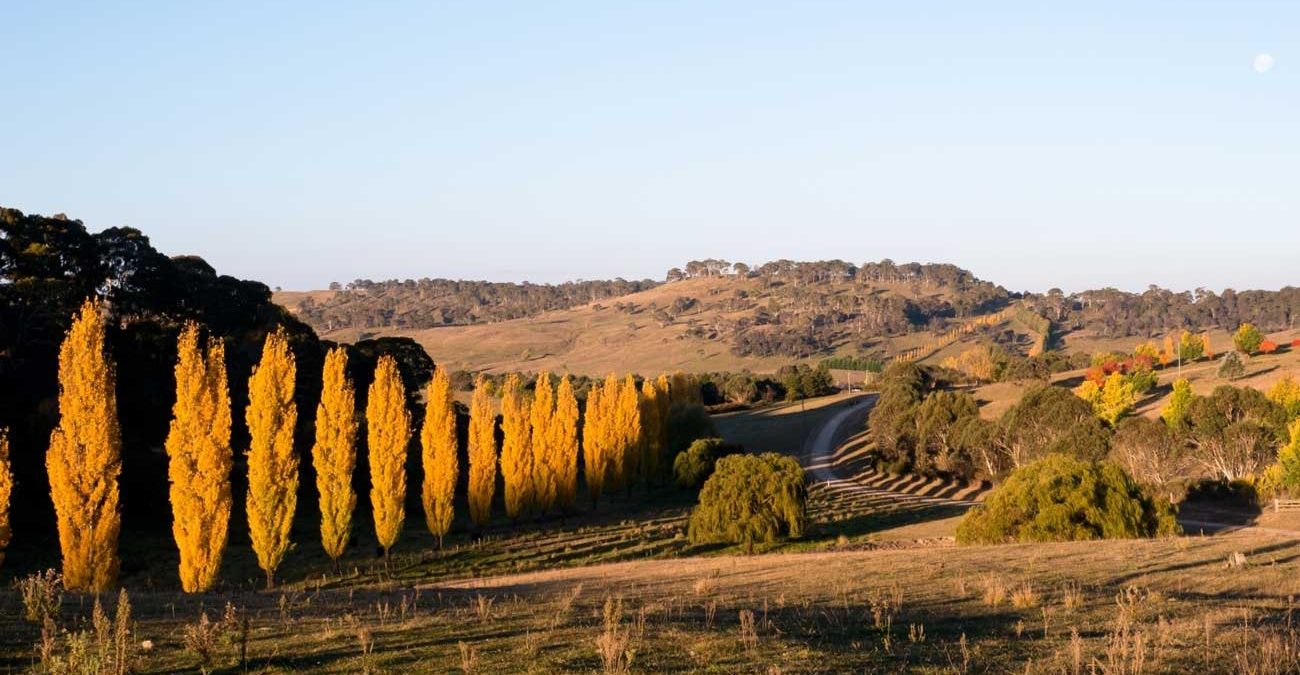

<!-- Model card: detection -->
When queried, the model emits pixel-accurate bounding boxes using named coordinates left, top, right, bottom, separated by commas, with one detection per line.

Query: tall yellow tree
left=467, top=375, right=497, bottom=528
left=583, top=379, right=609, bottom=508
left=499, top=373, right=533, bottom=521
left=367, top=355, right=410, bottom=563
left=245, top=326, right=298, bottom=589
left=0, top=429, right=11, bottom=570
left=421, top=365, right=457, bottom=547
left=654, top=373, right=672, bottom=459
left=312, top=347, right=357, bottom=569
left=164, top=322, right=233, bottom=593
left=616, top=374, right=643, bottom=491
left=46, top=298, right=121, bottom=592
left=530, top=372, right=558, bottom=515
left=552, top=375, right=580, bottom=512
left=639, top=378, right=664, bottom=485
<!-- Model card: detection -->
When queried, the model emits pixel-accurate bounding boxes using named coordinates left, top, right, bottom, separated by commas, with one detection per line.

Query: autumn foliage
left=164, top=322, right=233, bottom=593
left=552, top=375, right=581, bottom=511
left=367, top=355, right=410, bottom=560
left=0, top=429, right=11, bottom=570
left=420, top=365, right=458, bottom=546
left=529, top=372, right=559, bottom=515
left=47, top=299, right=122, bottom=592
left=312, top=347, right=358, bottom=566
left=500, top=373, right=533, bottom=520
left=245, top=327, right=298, bottom=589
left=468, top=375, right=497, bottom=527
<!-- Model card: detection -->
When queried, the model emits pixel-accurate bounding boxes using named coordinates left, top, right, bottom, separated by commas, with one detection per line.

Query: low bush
left=673, top=438, right=743, bottom=488
left=956, top=454, right=1180, bottom=545
left=688, top=453, right=807, bottom=552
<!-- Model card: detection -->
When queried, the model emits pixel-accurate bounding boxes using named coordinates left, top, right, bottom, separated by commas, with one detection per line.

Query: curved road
left=801, top=394, right=980, bottom=507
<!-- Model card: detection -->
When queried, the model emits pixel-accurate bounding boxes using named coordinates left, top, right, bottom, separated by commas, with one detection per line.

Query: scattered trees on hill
left=955, top=454, right=1179, bottom=544
left=313, top=347, right=358, bottom=568
left=688, top=453, right=807, bottom=553
left=244, top=327, right=299, bottom=589
left=366, top=355, right=410, bottom=562
left=47, top=299, right=122, bottom=592
left=290, top=277, right=659, bottom=331
left=164, top=322, right=232, bottom=593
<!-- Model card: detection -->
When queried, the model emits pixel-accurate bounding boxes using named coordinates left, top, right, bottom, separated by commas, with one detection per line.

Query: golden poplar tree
left=467, top=375, right=497, bottom=528
left=245, top=326, right=298, bottom=589
left=617, top=375, right=643, bottom=490
left=530, top=372, right=558, bottom=515
left=583, top=379, right=609, bottom=508
left=46, top=298, right=122, bottom=592
left=553, top=375, right=580, bottom=512
left=500, top=373, right=534, bottom=521
left=0, top=429, right=11, bottom=570
left=367, top=355, right=410, bottom=562
left=639, top=378, right=664, bottom=485
left=164, top=322, right=233, bottom=593
left=312, top=347, right=357, bottom=568
left=654, top=373, right=672, bottom=459
left=421, top=365, right=457, bottom=547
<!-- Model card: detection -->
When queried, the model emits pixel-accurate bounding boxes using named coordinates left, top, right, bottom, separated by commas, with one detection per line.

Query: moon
left=1254, top=53, right=1275, bottom=74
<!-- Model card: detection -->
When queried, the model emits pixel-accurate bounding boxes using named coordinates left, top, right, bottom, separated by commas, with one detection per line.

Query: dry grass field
left=5, top=527, right=1298, bottom=673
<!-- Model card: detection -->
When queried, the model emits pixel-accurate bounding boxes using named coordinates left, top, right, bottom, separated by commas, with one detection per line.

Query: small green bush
left=956, top=454, right=1180, bottom=545
left=673, top=438, right=743, bottom=488
left=688, top=453, right=807, bottom=552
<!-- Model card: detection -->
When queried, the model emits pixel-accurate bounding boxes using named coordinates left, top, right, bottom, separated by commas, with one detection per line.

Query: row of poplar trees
left=36, top=299, right=698, bottom=593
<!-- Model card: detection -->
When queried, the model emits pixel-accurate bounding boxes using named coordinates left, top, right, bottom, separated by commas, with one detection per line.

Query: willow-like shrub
left=956, top=454, right=1180, bottom=545
left=673, top=438, right=743, bottom=489
left=688, top=453, right=807, bottom=552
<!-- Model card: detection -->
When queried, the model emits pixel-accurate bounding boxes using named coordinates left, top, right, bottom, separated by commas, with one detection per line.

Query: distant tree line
left=1023, top=285, right=1300, bottom=338
left=289, top=277, right=660, bottom=332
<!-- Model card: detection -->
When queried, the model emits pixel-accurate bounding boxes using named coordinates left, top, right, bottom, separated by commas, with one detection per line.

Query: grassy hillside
left=278, top=274, right=1022, bottom=376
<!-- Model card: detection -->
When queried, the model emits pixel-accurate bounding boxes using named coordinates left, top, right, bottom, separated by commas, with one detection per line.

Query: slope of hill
left=277, top=260, right=1018, bottom=375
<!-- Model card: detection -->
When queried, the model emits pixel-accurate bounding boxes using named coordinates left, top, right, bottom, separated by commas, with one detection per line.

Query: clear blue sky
left=2, top=1, right=1295, bottom=293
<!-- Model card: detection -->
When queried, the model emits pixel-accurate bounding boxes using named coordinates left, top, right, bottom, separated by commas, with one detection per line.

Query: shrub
left=955, top=454, right=1180, bottom=545
left=688, top=453, right=807, bottom=552
left=673, top=438, right=743, bottom=489
left=665, top=403, right=716, bottom=459
left=1217, top=352, right=1246, bottom=380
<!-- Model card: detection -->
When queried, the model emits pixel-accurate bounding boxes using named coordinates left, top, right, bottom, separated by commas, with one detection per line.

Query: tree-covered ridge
left=285, top=277, right=661, bottom=330
left=1023, top=285, right=1300, bottom=338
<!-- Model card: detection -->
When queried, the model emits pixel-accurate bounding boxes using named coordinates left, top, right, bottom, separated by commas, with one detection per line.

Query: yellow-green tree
left=639, top=378, right=664, bottom=485
left=530, top=372, right=558, bottom=515
left=367, top=355, right=410, bottom=562
left=583, top=378, right=610, bottom=507
left=616, top=374, right=643, bottom=490
left=1161, top=377, right=1194, bottom=429
left=468, top=376, right=497, bottom=528
left=654, top=374, right=672, bottom=460
left=499, top=373, right=532, bottom=521
left=552, top=375, right=580, bottom=511
left=164, top=322, right=233, bottom=593
left=1098, top=372, right=1138, bottom=426
left=46, top=299, right=122, bottom=592
left=312, top=347, right=358, bottom=568
left=420, top=365, right=457, bottom=547
left=245, top=326, right=298, bottom=589
left=0, top=429, right=11, bottom=570
left=1268, top=374, right=1300, bottom=420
